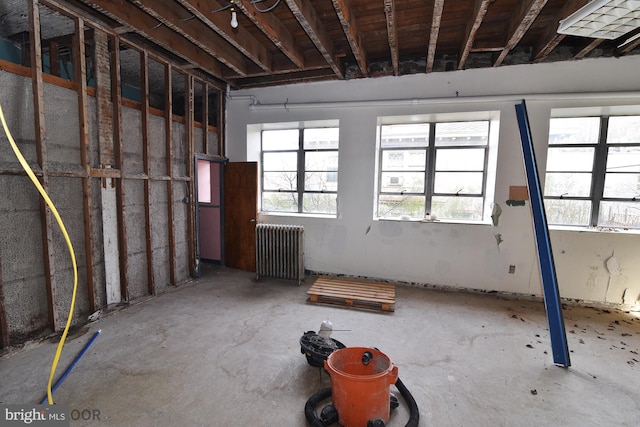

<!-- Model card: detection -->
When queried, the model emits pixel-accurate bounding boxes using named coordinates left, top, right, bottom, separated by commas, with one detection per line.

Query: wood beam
left=234, top=0, right=305, bottom=68
left=74, top=17, right=96, bottom=312
left=79, top=0, right=225, bottom=78
left=573, top=39, right=603, bottom=59
left=165, top=63, right=176, bottom=286
left=427, top=0, right=445, bottom=73
left=331, top=0, right=367, bottom=76
left=30, top=0, right=60, bottom=331
left=285, top=0, right=343, bottom=78
left=618, top=34, right=640, bottom=55
left=130, top=0, right=249, bottom=75
left=185, top=74, right=196, bottom=277
left=533, top=0, right=588, bottom=63
left=493, top=0, right=548, bottom=67
left=111, top=37, right=130, bottom=301
left=458, top=0, right=490, bottom=70
left=383, top=0, right=398, bottom=75
left=140, top=51, right=155, bottom=295
left=217, top=90, right=225, bottom=158
left=176, top=0, right=272, bottom=72
left=203, top=84, right=209, bottom=155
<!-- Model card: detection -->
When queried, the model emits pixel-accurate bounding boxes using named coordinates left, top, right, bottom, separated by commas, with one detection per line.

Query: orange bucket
left=325, top=347, right=398, bottom=427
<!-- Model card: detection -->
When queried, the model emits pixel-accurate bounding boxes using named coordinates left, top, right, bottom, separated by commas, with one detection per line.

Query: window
left=377, top=119, right=494, bottom=221
left=261, top=127, right=339, bottom=215
left=544, top=115, right=640, bottom=229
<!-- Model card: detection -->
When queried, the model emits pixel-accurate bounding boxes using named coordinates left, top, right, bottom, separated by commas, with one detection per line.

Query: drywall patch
left=491, top=203, right=502, bottom=226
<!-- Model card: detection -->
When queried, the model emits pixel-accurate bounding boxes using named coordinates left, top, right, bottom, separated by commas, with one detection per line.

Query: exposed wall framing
left=0, top=0, right=221, bottom=347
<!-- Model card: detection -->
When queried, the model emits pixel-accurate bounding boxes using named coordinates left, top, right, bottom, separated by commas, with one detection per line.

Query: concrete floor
left=1, top=266, right=639, bottom=426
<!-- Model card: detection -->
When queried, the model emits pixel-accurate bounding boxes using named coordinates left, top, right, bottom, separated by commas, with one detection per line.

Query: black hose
left=304, top=378, right=419, bottom=427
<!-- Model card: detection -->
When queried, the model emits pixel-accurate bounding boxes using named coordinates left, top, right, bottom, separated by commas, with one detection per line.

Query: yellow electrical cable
left=0, top=101, right=78, bottom=405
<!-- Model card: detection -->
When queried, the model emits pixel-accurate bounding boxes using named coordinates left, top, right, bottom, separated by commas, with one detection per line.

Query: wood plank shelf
left=307, top=276, right=395, bottom=312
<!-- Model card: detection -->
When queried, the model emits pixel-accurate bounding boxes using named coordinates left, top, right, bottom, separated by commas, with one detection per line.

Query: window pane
left=304, top=128, right=339, bottom=149
left=544, top=199, right=591, bottom=226
left=599, top=201, right=640, bottom=228
left=263, top=152, right=297, bottom=171
left=434, top=172, right=483, bottom=194
left=305, top=172, right=338, bottom=191
left=548, top=117, right=600, bottom=145
left=606, top=147, right=640, bottom=172
left=544, top=172, right=592, bottom=197
left=381, top=124, right=430, bottom=148
left=607, top=116, right=640, bottom=144
left=435, top=148, right=485, bottom=171
left=262, top=192, right=298, bottom=212
left=303, top=193, right=337, bottom=214
left=603, top=173, right=640, bottom=198
left=263, top=172, right=297, bottom=191
left=380, top=172, right=424, bottom=193
left=546, top=147, right=594, bottom=172
left=305, top=151, right=338, bottom=171
left=262, top=129, right=299, bottom=150
left=435, top=121, right=488, bottom=146
left=381, top=149, right=426, bottom=170
left=377, top=195, right=425, bottom=218
left=431, top=196, right=483, bottom=221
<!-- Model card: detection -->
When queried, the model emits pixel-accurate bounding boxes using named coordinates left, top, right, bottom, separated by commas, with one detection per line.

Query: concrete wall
left=226, top=54, right=640, bottom=309
left=0, top=69, right=197, bottom=345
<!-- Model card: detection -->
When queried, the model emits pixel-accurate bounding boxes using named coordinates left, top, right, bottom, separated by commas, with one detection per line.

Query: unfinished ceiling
left=3, top=0, right=640, bottom=89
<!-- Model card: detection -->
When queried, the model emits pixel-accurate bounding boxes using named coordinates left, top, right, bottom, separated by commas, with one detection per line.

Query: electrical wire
left=0, top=100, right=78, bottom=405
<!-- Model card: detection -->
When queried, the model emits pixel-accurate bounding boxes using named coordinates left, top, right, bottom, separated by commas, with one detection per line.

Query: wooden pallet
left=307, top=276, right=395, bottom=312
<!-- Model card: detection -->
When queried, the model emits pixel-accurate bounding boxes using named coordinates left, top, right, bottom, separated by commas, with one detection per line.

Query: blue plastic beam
left=515, top=101, right=570, bottom=367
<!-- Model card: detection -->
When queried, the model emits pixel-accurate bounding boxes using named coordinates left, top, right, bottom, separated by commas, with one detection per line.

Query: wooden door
left=197, top=159, right=223, bottom=263
left=224, top=162, right=258, bottom=271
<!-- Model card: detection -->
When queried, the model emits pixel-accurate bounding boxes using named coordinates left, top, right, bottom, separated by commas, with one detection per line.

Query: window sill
left=549, top=224, right=640, bottom=235
left=375, top=217, right=492, bottom=226
left=259, top=211, right=337, bottom=220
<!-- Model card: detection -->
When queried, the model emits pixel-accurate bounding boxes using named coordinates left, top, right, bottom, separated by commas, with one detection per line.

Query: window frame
left=544, top=114, right=640, bottom=229
left=260, top=126, right=339, bottom=216
left=376, top=119, right=493, bottom=222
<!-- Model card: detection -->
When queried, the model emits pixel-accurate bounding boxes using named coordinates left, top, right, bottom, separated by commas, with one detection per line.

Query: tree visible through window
left=261, top=127, right=339, bottom=215
left=544, top=115, right=640, bottom=229
left=377, top=120, right=492, bottom=221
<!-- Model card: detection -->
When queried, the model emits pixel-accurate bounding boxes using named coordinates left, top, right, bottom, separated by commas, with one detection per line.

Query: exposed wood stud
left=234, top=0, right=305, bottom=68
left=176, top=0, right=272, bottom=72
left=493, top=0, right=548, bottom=67
left=185, top=74, right=196, bottom=277
left=383, top=0, right=398, bottom=76
left=331, top=0, right=367, bottom=76
left=285, top=0, right=343, bottom=78
left=458, top=0, right=491, bottom=70
left=165, top=63, right=176, bottom=286
left=30, top=0, right=59, bottom=332
left=110, top=37, right=130, bottom=302
left=218, top=90, right=225, bottom=158
left=203, top=83, right=209, bottom=155
left=140, top=51, right=155, bottom=295
left=74, top=17, right=96, bottom=312
left=49, top=41, right=60, bottom=77
left=426, top=0, right=445, bottom=73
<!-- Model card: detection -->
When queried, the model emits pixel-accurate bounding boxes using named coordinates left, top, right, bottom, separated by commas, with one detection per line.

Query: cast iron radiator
left=256, top=223, right=304, bottom=283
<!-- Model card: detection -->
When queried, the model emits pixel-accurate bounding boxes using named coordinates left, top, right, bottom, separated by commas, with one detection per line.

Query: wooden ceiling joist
left=532, top=0, right=589, bottom=63
left=176, top=0, right=272, bottom=72
left=235, top=0, right=305, bottom=69
left=285, top=0, right=343, bottom=78
left=129, top=0, right=249, bottom=75
left=458, top=0, right=491, bottom=70
left=573, top=38, right=603, bottom=59
left=426, top=0, right=445, bottom=73
left=80, top=0, right=224, bottom=78
left=493, top=0, right=548, bottom=67
left=383, top=0, right=399, bottom=76
left=331, top=0, right=367, bottom=76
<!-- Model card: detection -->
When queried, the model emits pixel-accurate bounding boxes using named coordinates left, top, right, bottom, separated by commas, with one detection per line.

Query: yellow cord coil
left=0, top=101, right=78, bottom=405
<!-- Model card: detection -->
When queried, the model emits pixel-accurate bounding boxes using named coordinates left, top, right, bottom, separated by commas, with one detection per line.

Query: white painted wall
left=226, top=55, right=640, bottom=308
